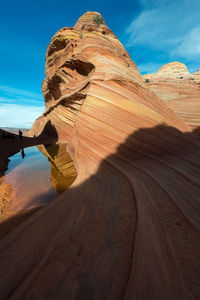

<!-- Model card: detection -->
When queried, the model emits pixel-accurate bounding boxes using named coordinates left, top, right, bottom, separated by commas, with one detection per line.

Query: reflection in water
left=0, top=144, right=77, bottom=212
left=37, top=144, right=77, bottom=195
left=21, top=148, right=25, bottom=159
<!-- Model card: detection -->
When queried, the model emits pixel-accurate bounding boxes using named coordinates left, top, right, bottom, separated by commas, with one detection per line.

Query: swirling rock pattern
left=1, top=12, right=200, bottom=300
left=144, top=62, right=200, bottom=129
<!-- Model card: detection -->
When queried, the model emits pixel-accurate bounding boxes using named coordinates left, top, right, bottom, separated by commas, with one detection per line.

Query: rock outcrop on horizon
left=143, top=62, right=200, bottom=129
left=1, top=12, right=200, bottom=300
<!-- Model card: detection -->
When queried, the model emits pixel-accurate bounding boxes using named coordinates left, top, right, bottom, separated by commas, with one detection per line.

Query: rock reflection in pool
left=1, top=144, right=76, bottom=212
left=37, top=144, right=77, bottom=195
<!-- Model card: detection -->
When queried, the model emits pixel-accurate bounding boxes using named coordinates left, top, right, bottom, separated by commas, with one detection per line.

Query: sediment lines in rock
left=0, top=12, right=200, bottom=300
left=144, top=62, right=200, bottom=129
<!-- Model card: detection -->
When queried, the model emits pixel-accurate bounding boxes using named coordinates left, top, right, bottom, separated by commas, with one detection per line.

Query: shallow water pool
left=1, top=144, right=76, bottom=211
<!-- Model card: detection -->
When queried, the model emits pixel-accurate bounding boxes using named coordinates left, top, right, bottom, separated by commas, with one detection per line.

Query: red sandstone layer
left=144, top=62, right=200, bottom=129
left=0, top=12, right=200, bottom=300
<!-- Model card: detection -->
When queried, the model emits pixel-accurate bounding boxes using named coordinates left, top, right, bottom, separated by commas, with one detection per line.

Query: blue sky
left=0, top=0, right=199, bottom=128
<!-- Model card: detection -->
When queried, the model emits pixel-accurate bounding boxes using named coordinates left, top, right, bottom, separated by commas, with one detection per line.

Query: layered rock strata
left=144, top=62, right=200, bottom=128
left=0, top=12, right=200, bottom=300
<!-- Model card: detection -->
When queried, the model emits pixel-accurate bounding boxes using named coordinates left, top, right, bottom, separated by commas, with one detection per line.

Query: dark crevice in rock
left=43, top=92, right=87, bottom=118
left=60, top=59, right=95, bottom=76
left=44, top=75, right=65, bottom=102
left=47, top=39, right=69, bottom=57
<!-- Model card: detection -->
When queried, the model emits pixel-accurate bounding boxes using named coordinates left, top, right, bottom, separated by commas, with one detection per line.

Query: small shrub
left=93, top=15, right=104, bottom=26
left=145, top=79, right=150, bottom=83
left=80, top=25, right=85, bottom=39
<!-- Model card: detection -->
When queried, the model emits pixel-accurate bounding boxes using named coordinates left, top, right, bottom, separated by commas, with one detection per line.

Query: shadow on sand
left=0, top=124, right=200, bottom=299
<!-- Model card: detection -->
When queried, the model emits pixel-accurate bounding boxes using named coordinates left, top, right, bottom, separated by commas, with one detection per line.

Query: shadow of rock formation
left=0, top=207, right=40, bottom=240
left=37, top=120, right=58, bottom=141
left=0, top=124, right=199, bottom=299
left=1, top=10, right=200, bottom=299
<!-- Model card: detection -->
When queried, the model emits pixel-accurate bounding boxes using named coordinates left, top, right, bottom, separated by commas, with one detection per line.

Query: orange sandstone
left=0, top=12, right=200, bottom=300
left=144, top=62, right=200, bottom=129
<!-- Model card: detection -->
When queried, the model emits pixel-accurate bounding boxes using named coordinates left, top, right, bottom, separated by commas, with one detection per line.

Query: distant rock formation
left=192, top=68, right=200, bottom=78
left=1, top=12, right=200, bottom=300
left=143, top=62, right=200, bottom=129
left=154, top=62, right=190, bottom=79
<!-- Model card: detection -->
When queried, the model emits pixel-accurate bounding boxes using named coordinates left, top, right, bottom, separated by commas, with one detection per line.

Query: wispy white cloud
left=0, top=104, right=44, bottom=128
left=125, top=0, right=200, bottom=60
left=172, top=26, right=200, bottom=59
left=0, top=96, right=44, bottom=106
left=0, top=85, right=44, bottom=107
left=0, top=97, right=15, bottom=103
left=0, top=85, right=42, bottom=99
left=0, top=85, right=45, bottom=127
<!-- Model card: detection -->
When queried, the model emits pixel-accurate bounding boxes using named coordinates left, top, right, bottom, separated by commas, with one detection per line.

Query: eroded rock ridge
left=1, top=12, right=200, bottom=300
left=144, top=62, right=200, bottom=129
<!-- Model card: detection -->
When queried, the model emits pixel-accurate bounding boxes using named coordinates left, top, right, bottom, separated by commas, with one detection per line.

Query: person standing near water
left=19, top=130, right=23, bottom=139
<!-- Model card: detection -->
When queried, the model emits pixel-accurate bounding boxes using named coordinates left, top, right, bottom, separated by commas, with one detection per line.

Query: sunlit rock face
left=154, top=62, right=190, bottom=78
left=29, top=14, right=189, bottom=143
left=1, top=12, right=200, bottom=300
left=144, top=62, right=200, bottom=128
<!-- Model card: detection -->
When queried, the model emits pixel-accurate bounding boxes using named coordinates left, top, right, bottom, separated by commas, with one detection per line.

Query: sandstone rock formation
left=0, top=12, right=200, bottom=300
left=153, top=62, right=190, bottom=79
left=193, top=68, right=200, bottom=76
left=143, top=62, right=200, bottom=129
